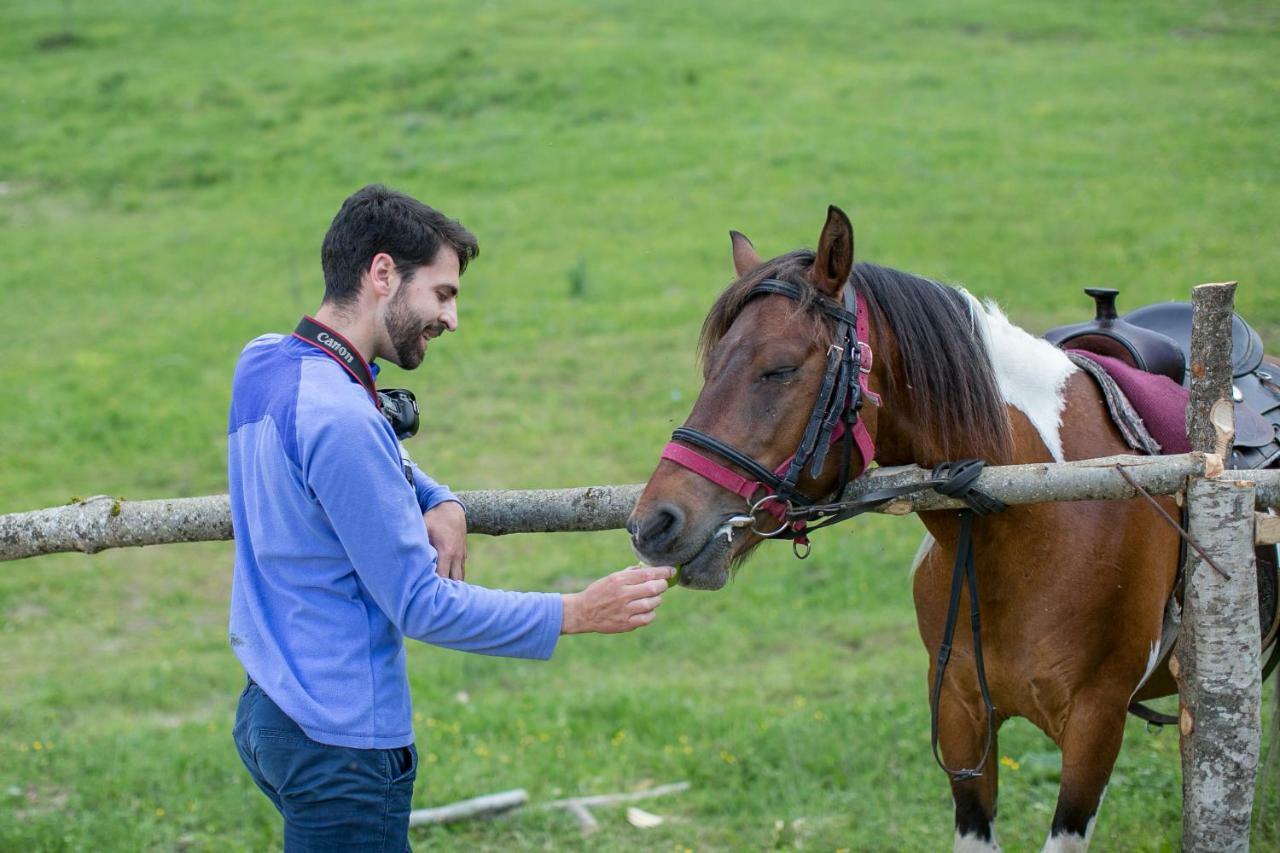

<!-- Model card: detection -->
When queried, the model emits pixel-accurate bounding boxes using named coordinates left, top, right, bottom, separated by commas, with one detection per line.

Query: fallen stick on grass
left=404, top=781, right=690, bottom=835
left=407, top=788, right=529, bottom=827
left=540, top=782, right=691, bottom=836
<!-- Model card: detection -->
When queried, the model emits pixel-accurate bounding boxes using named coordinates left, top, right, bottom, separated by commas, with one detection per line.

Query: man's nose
left=441, top=306, right=458, bottom=332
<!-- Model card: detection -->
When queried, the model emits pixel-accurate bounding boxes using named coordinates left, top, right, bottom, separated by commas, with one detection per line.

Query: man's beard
left=384, top=286, right=441, bottom=370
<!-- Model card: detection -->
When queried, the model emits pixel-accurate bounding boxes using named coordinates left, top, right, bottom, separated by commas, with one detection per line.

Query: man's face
left=382, top=248, right=460, bottom=369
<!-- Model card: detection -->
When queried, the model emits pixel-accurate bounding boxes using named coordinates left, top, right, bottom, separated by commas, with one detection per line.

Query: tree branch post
left=1174, top=280, right=1261, bottom=851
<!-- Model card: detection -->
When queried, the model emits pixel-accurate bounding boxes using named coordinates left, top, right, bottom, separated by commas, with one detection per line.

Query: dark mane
left=699, top=252, right=1013, bottom=465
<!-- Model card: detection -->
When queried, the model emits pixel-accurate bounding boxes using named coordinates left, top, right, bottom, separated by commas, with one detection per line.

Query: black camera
left=377, top=388, right=420, bottom=440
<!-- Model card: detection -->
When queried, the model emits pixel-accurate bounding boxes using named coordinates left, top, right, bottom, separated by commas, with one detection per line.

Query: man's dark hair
left=321, top=184, right=479, bottom=306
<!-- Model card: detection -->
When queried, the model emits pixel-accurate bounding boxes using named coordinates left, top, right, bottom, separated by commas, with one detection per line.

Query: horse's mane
left=699, top=250, right=1014, bottom=465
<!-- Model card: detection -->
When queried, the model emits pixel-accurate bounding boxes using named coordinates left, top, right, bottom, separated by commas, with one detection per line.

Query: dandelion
left=1000, top=755, right=1021, bottom=771
left=474, top=744, right=491, bottom=758
left=792, top=695, right=807, bottom=709
left=32, top=742, right=42, bottom=751
left=426, top=753, right=439, bottom=765
left=155, top=807, right=166, bottom=818
left=720, top=750, right=736, bottom=764
left=813, top=711, right=826, bottom=722
left=610, top=729, right=627, bottom=747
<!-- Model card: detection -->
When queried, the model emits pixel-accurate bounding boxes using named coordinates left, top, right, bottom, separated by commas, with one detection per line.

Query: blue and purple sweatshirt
left=227, top=332, right=562, bottom=749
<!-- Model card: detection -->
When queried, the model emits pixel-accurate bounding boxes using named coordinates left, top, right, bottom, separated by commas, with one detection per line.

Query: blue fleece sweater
left=227, top=333, right=562, bottom=749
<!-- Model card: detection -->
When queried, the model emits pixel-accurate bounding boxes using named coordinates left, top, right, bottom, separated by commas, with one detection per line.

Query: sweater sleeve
left=405, top=455, right=464, bottom=513
left=296, top=385, right=562, bottom=659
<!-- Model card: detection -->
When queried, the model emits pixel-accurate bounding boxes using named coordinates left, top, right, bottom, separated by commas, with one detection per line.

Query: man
left=228, top=184, right=673, bottom=851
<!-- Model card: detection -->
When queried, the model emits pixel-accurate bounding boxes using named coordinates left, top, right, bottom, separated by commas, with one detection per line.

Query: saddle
left=1044, top=288, right=1280, bottom=471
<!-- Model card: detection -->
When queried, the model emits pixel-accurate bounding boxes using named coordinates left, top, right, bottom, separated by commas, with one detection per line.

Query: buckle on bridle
left=857, top=341, right=873, bottom=373
left=748, top=494, right=794, bottom=537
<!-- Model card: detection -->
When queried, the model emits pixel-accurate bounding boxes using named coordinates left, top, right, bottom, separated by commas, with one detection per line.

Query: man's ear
left=366, top=252, right=397, bottom=299
left=730, top=230, right=761, bottom=277
left=811, top=206, right=854, bottom=298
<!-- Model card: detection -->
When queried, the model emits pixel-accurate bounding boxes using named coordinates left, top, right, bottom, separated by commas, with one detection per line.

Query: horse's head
left=629, top=207, right=885, bottom=589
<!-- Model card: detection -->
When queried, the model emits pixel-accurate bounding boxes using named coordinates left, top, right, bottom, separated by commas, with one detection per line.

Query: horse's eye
left=762, top=367, right=799, bottom=382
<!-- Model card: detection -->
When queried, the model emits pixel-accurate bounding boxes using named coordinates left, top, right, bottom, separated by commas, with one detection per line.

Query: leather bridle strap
left=661, top=438, right=795, bottom=520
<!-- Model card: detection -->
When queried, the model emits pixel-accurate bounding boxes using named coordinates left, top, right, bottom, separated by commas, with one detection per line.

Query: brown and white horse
left=630, top=207, right=1217, bottom=851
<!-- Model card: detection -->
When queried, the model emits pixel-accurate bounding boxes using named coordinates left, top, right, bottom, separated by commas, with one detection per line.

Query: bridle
left=659, top=277, right=881, bottom=554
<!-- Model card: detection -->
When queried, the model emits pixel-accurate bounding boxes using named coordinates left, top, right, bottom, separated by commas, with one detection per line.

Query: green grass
left=2, top=0, right=1278, bottom=849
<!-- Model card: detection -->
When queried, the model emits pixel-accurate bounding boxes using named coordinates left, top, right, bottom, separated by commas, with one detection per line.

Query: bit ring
left=748, top=494, right=793, bottom=538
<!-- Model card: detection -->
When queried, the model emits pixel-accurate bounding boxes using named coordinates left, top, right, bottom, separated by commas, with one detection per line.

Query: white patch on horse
left=954, top=824, right=1000, bottom=852
left=1042, top=787, right=1104, bottom=852
left=1041, top=833, right=1089, bottom=853
left=959, top=291, right=1076, bottom=462
left=910, top=532, right=936, bottom=579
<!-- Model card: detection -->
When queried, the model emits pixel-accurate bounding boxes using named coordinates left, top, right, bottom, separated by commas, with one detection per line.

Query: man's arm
left=298, top=390, right=673, bottom=653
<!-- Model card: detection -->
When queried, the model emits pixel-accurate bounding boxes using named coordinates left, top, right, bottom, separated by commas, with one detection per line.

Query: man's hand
left=424, top=501, right=467, bottom=581
left=560, top=565, right=676, bottom=635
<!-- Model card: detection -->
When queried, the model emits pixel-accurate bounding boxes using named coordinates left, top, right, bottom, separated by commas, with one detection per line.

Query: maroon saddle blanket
left=1072, top=350, right=1192, bottom=454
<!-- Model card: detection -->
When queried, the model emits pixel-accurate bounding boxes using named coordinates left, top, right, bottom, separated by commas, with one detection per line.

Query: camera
left=377, top=388, right=420, bottom=440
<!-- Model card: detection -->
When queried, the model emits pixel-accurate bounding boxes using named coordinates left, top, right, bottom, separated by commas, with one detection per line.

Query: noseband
left=660, top=278, right=881, bottom=552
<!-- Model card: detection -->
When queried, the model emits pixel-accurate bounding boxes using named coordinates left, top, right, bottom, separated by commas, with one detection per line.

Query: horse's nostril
left=638, top=503, right=685, bottom=552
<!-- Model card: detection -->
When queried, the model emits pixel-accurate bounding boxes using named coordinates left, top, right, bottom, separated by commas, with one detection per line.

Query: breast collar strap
left=661, top=279, right=879, bottom=538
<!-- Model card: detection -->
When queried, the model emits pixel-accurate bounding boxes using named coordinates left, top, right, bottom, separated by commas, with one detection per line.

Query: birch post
left=1173, top=281, right=1262, bottom=851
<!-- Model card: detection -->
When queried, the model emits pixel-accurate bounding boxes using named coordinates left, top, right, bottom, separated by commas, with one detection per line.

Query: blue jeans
left=232, top=679, right=417, bottom=852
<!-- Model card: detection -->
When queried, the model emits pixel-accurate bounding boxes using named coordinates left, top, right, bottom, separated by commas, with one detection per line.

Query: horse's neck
left=872, top=297, right=1079, bottom=467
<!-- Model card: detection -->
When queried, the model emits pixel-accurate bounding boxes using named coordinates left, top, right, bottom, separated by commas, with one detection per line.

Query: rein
left=660, top=276, right=1006, bottom=782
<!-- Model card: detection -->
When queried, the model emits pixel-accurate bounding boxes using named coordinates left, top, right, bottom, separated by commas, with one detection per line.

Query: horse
left=628, top=206, right=1277, bottom=851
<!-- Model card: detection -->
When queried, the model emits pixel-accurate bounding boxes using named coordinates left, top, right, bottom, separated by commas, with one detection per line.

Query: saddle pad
left=1071, top=351, right=1192, bottom=454
left=1068, top=352, right=1162, bottom=454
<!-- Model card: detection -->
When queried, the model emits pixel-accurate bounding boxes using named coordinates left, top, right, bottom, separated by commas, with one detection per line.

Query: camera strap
left=292, top=316, right=416, bottom=486
left=292, top=316, right=381, bottom=409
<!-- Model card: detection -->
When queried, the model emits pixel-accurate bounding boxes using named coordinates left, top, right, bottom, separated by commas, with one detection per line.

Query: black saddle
left=1125, top=300, right=1265, bottom=381
left=1044, top=288, right=1280, bottom=470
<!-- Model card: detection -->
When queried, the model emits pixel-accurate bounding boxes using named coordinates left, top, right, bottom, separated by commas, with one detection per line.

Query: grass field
left=2, top=0, right=1279, bottom=849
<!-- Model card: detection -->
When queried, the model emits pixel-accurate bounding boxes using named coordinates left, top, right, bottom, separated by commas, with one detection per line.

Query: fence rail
left=4, top=455, right=1278, bottom=563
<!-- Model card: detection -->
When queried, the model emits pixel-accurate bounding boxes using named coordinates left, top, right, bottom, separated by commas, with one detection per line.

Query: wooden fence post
left=1174, top=281, right=1262, bottom=851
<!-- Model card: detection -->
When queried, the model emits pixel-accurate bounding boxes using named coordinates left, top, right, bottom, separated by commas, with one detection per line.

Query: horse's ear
left=812, top=205, right=854, bottom=297
left=730, top=230, right=761, bottom=277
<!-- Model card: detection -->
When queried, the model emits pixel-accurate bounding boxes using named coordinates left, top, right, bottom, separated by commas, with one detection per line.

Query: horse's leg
left=1042, top=691, right=1128, bottom=852
left=916, top=538, right=1003, bottom=851
left=935, top=688, right=1002, bottom=852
